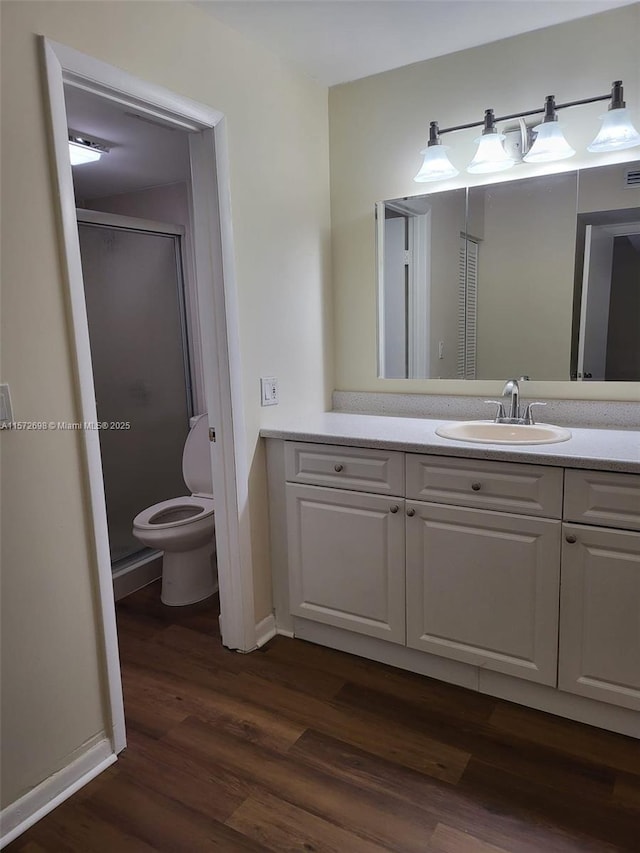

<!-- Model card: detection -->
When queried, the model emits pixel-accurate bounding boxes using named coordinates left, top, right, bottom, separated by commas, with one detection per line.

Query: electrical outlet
left=260, top=376, right=279, bottom=406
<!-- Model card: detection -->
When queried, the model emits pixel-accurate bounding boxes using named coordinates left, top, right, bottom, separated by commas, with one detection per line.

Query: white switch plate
left=260, top=376, right=279, bottom=406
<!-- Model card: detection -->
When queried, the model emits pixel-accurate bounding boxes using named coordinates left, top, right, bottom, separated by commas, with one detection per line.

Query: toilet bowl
left=132, top=414, right=216, bottom=606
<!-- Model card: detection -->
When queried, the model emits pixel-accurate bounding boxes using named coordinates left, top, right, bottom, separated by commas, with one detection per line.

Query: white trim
left=42, top=38, right=126, bottom=756
left=46, top=40, right=223, bottom=131
left=40, top=35, right=256, bottom=781
left=255, top=613, right=277, bottom=648
left=375, top=201, right=386, bottom=378
left=0, top=739, right=115, bottom=849
left=407, top=212, right=430, bottom=379
left=76, top=208, right=185, bottom=236
left=189, top=127, right=256, bottom=651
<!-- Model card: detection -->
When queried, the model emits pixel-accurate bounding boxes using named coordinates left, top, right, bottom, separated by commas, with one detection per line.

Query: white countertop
left=260, top=412, right=640, bottom=473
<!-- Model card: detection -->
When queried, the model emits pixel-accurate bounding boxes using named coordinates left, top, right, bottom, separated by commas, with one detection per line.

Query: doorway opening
left=42, top=38, right=257, bottom=762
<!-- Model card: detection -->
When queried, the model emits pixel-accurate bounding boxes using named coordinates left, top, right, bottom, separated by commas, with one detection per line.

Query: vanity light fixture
left=588, top=80, right=640, bottom=152
left=414, top=121, right=459, bottom=182
left=68, top=133, right=109, bottom=166
left=467, top=109, right=515, bottom=174
left=523, top=96, right=576, bottom=164
left=415, top=80, right=640, bottom=182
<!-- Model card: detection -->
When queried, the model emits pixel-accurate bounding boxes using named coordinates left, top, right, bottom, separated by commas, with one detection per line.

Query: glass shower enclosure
left=77, top=213, right=194, bottom=569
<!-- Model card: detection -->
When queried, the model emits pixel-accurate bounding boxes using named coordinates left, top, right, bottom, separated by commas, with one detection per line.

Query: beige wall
left=0, top=0, right=331, bottom=809
left=474, top=173, right=578, bottom=380
left=329, top=4, right=640, bottom=400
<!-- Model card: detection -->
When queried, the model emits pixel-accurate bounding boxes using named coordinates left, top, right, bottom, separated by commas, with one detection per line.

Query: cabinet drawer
left=284, top=442, right=404, bottom=495
left=564, top=469, right=640, bottom=531
left=406, top=454, right=562, bottom=518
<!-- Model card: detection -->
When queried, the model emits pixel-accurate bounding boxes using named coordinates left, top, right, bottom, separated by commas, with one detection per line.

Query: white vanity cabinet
left=285, top=443, right=406, bottom=643
left=404, top=455, right=562, bottom=685
left=267, top=435, right=640, bottom=738
left=559, top=470, right=640, bottom=712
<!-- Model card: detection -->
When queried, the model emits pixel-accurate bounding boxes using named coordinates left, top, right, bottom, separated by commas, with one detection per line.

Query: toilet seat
left=133, top=495, right=214, bottom=530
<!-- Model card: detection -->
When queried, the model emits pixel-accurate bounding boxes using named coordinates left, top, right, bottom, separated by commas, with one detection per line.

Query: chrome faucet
left=502, top=378, right=520, bottom=420
left=485, top=377, right=546, bottom=425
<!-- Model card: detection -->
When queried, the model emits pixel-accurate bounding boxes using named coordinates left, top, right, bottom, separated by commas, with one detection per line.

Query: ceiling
left=196, top=0, right=637, bottom=86
left=65, top=85, right=190, bottom=201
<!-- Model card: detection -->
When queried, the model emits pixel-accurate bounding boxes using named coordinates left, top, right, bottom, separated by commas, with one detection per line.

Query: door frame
left=41, top=38, right=257, bottom=756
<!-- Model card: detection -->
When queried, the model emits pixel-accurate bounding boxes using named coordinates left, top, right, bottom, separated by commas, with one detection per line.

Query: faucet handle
left=523, top=402, right=546, bottom=425
left=484, top=400, right=506, bottom=422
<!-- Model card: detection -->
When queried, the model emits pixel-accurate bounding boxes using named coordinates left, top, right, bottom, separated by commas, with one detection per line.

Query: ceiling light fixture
left=68, top=134, right=109, bottom=166
left=415, top=80, right=639, bottom=183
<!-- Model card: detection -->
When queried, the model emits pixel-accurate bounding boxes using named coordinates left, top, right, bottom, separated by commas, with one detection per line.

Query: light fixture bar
left=437, top=92, right=612, bottom=137
left=415, top=80, right=639, bottom=184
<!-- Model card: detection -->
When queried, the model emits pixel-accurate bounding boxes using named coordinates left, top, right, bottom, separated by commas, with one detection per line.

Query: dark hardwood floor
left=8, top=581, right=640, bottom=852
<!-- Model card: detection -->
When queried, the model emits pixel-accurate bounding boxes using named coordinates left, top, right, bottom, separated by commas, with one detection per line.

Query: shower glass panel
left=78, top=221, right=193, bottom=567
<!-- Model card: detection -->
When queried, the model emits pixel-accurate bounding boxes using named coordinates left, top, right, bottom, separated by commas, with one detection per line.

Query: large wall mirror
left=377, top=161, right=640, bottom=381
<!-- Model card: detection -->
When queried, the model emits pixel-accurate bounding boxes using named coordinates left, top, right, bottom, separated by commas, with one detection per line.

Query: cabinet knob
left=471, top=482, right=482, bottom=491
left=390, top=505, right=399, bottom=514
left=334, top=463, right=343, bottom=472
left=565, top=534, right=577, bottom=544
left=407, top=508, right=416, bottom=517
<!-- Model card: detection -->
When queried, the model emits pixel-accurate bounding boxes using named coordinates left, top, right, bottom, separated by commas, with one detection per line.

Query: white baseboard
left=276, top=627, right=295, bottom=639
left=112, top=552, right=162, bottom=601
left=255, top=613, right=277, bottom=648
left=0, top=738, right=116, bottom=848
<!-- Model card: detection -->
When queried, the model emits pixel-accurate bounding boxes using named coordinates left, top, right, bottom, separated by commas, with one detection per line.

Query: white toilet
left=132, top=414, right=216, bottom=606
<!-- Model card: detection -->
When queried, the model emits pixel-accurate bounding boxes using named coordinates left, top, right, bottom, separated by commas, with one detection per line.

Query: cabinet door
left=286, top=484, right=405, bottom=643
left=559, top=524, right=640, bottom=711
left=406, top=502, right=561, bottom=685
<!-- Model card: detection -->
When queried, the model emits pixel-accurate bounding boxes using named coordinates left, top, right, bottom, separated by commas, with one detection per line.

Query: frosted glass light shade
left=69, top=141, right=102, bottom=165
left=467, top=133, right=514, bottom=174
left=523, top=122, right=575, bottom=163
left=414, top=145, right=459, bottom=182
left=587, top=108, right=640, bottom=152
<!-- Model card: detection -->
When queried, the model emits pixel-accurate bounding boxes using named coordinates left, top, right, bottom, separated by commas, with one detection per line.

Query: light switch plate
left=260, top=376, right=279, bottom=406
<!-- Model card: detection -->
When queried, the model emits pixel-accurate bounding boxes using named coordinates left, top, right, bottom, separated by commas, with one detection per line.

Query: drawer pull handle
left=471, top=482, right=482, bottom=491
left=407, top=508, right=416, bottom=517
left=565, top=534, right=577, bottom=544
left=390, top=505, right=399, bottom=514
left=334, top=463, right=344, bottom=472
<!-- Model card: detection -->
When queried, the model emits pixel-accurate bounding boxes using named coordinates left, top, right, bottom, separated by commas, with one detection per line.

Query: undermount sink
left=435, top=420, right=572, bottom=445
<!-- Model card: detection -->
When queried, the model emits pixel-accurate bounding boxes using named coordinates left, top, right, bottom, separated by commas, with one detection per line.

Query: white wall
left=0, top=0, right=331, bottom=811
left=329, top=4, right=640, bottom=400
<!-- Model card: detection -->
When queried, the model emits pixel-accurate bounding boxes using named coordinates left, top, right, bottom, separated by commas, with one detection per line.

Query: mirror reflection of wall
left=377, top=161, right=640, bottom=382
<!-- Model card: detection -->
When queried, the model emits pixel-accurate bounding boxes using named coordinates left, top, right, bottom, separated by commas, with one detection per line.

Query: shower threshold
left=112, top=548, right=162, bottom=601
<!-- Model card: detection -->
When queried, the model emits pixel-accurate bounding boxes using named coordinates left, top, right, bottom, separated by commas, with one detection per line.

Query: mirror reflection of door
left=380, top=204, right=431, bottom=379
left=577, top=218, right=640, bottom=381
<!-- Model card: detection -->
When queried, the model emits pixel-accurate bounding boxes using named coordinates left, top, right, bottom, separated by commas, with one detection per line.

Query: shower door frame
left=76, top=209, right=194, bottom=571
left=42, top=38, right=257, bottom=761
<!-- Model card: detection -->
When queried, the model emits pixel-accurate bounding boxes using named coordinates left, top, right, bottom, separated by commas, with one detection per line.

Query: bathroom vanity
left=263, top=412, right=640, bottom=739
